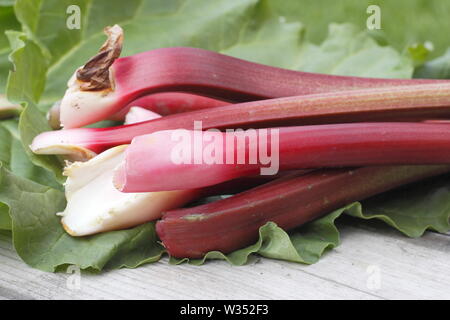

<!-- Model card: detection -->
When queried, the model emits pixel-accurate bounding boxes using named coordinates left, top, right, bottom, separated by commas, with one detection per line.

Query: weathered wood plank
left=0, top=221, right=448, bottom=300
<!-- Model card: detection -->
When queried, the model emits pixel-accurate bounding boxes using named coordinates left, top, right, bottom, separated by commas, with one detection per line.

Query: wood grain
left=0, top=219, right=448, bottom=300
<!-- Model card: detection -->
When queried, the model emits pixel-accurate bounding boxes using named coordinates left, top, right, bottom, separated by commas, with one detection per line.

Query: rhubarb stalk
left=59, top=25, right=446, bottom=128
left=114, top=123, right=450, bottom=192
left=48, top=93, right=226, bottom=128
left=123, top=107, right=161, bottom=125
left=31, top=82, right=450, bottom=158
left=110, top=92, right=230, bottom=121
left=156, top=165, right=450, bottom=258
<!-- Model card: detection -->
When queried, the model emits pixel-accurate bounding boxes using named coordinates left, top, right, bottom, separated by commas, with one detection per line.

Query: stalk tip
left=76, top=24, right=123, bottom=91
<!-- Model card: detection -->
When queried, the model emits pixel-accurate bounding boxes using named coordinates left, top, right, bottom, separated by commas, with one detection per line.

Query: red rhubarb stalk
left=49, top=92, right=225, bottom=128
left=201, top=170, right=309, bottom=197
left=31, top=83, right=450, bottom=158
left=156, top=165, right=450, bottom=258
left=59, top=25, right=446, bottom=128
left=110, top=92, right=230, bottom=121
left=114, top=123, right=450, bottom=192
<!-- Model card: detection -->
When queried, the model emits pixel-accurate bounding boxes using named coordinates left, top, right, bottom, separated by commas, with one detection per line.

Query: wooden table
left=0, top=218, right=449, bottom=300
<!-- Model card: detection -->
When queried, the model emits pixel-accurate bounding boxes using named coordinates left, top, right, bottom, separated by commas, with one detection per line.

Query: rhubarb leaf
left=1, top=11, right=56, bottom=238
left=0, top=202, right=10, bottom=230
left=414, top=48, right=450, bottom=79
left=13, top=0, right=88, bottom=64
left=295, top=23, right=414, bottom=78
left=5, top=31, right=64, bottom=182
left=0, top=1, right=16, bottom=7
left=353, top=174, right=450, bottom=237
left=220, top=0, right=304, bottom=69
left=0, top=118, right=60, bottom=188
left=0, top=115, right=59, bottom=231
left=0, top=52, right=10, bottom=94
left=18, top=104, right=64, bottom=183
left=0, top=6, right=14, bottom=230
left=171, top=210, right=342, bottom=266
left=6, top=31, right=47, bottom=105
left=0, top=163, right=164, bottom=272
left=0, top=4, right=20, bottom=90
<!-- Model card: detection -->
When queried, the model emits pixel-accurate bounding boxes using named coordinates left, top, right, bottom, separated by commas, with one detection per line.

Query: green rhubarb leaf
left=0, top=116, right=60, bottom=230
left=269, top=0, right=450, bottom=59
left=0, top=1, right=16, bottom=7
left=0, top=52, right=10, bottom=94
left=220, top=0, right=304, bottom=69
left=0, top=59, right=12, bottom=227
left=414, top=48, right=450, bottom=79
left=171, top=210, right=342, bottom=266
left=0, top=202, right=11, bottom=230
left=18, top=104, right=64, bottom=182
left=295, top=23, right=414, bottom=78
left=0, top=163, right=164, bottom=272
left=5, top=31, right=64, bottom=182
left=6, top=30, right=47, bottom=104
left=0, top=4, right=41, bottom=231
left=0, top=118, right=60, bottom=188
left=0, top=5, right=20, bottom=91
left=352, top=174, right=450, bottom=237
left=13, top=0, right=88, bottom=64
left=0, top=5, right=19, bottom=44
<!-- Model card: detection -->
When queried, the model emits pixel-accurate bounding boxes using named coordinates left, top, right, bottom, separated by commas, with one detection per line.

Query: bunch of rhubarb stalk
left=32, top=25, right=450, bottom=259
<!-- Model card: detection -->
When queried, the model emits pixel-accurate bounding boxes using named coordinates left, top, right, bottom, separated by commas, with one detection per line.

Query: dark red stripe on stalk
left=157, top=165, right=450, bottom=258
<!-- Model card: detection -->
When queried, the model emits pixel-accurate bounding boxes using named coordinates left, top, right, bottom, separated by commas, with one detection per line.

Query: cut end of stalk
left=47, top=100, right=62, bottom=129
left=31, top=141, right=97, bottom=162
left=61, top=220, right=78, bottom=237
left=76, top=24, right=123, bottom=91
left=62, top=150, right=109, bottom=179
left=60, top=145, right=199, bottom=236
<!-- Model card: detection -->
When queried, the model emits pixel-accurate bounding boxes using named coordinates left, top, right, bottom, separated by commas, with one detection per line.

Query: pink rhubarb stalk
left=123, top=107, right=161, bottom=125
left=59, top=25, right=446, bottom=128
left=113, top=123, right=450, bottom=192
left=156, top=165, right=450, bottom=258
left=110, top=92, right=229, bottom=121
left=31, top=82, right=450, bottom=159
